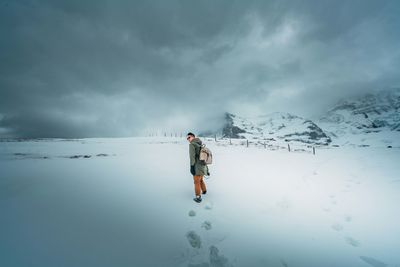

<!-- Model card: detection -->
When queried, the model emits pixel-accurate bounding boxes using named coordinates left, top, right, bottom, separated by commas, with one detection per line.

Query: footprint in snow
left=276, top=199, right=291, bottom=211
left=202, top=221, right=212, bottom=230
left=345, top=236, right=360, bottom=247
left=280, top=259, right=289, bottom=267
left=359, top=256, right=388, bottom=267
left=331, top=223, right=343, bottom=231
left=205, top=202, right=213, bottom=210
left=186, top=231, right=202, bottom=249
left=209, top=245, right=230, bottom=267
left=344, top=215, right=352, bottom=222
left=188, top=210, right=196, bottom=217
left=323, top=207, right=331, bottom=212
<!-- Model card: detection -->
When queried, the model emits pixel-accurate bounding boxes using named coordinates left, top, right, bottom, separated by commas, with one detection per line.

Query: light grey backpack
left=199, top=144, right=213, bottom=165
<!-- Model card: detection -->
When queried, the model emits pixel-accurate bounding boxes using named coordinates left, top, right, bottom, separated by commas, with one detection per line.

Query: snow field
left=0, top=137, right=399, bottom=266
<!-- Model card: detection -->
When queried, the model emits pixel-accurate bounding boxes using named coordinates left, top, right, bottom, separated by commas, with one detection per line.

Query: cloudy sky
left=1, top=0, right=399, bottom=138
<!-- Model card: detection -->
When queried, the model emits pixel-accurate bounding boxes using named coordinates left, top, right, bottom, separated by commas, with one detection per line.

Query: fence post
left=229, top=136, right=232, bottom=145
left=313, top=146, right=315, bottom=155
left=247, top=139, right=249, bottom=147
left=288, top=144, right=291, bottom=152
left=214, top=134, right=217, bottom=142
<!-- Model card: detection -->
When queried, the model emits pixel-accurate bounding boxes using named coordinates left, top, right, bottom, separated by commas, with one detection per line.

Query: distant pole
left=229, top=136, right=232, bottom=145
left=246, top=139, right=249, bottom=147
left=214, top=134, right=217, bottom=142
left=264, top=141, right=266, bottom=149
left=288, top=144, right=291, bottom=152
left=313, top=147, right=315, bottom=155
left=164, top=132, right=166, bottom=137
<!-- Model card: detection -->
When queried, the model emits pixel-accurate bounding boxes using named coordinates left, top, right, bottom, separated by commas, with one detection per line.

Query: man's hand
left=190, top=165, right=195, bottom=175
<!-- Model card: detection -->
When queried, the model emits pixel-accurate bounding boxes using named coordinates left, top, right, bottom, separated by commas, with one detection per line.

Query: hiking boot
left=193, top=196, right=202, bottom=203
left=202, top=190, right=207, bottom=195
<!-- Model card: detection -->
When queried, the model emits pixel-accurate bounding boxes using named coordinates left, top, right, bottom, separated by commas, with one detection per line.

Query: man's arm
left=189, top=143, right=196, bottom=166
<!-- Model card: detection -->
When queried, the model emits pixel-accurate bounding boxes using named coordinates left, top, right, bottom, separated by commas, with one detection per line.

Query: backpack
left=199, top=144, right=213, bottom=165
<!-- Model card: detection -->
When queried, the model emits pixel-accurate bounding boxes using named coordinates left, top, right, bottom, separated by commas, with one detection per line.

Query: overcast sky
left=1, top=0, right=399, bottom=138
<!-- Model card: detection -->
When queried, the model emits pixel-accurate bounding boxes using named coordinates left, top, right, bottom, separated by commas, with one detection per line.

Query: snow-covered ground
left=0, top=137, right=399, bottom=267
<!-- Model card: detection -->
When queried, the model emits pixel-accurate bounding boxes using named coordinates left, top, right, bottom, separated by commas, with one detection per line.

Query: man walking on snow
left=187, top=132, right=208, bottom=203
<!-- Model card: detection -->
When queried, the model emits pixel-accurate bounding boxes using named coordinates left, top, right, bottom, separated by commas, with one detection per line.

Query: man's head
left=186, top=132, right=195, bottom=142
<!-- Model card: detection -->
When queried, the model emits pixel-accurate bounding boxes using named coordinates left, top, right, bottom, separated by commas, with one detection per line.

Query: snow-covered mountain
left=319, top=89, right=400, bottom=134
left=318, top=88, right=400, bottom=146
left=221, top=112, right=332, bottom=145
left=207, top=89, right=400, bottom=147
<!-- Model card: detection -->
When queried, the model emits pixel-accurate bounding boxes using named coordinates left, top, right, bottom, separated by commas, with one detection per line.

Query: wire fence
left=146, top=132, right=323, bottom=155
left=201, top=136, right=320, bottom=155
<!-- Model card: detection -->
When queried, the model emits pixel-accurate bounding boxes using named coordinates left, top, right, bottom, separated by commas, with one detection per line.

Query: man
left=187, top=132, right=208, bottom=203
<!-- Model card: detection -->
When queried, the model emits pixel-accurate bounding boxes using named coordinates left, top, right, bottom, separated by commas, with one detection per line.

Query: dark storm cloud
left=0, top=0, right=399, bottom=137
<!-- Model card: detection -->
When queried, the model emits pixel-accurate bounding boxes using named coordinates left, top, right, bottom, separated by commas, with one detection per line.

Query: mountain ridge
left=204, top=88, right=400, bottom=146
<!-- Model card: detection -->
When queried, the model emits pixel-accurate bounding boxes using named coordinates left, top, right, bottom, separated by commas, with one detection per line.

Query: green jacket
left=189, top=137, right=209, bottom=176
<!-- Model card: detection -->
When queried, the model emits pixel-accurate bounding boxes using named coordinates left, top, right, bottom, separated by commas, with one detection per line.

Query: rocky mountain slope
left=208, top=88, right=400, bottom=147
left=317, top=88, right=400, bottom=146
left=221, top=112, right=332, bottom=145
left=319, top=89, right=400, bottom=135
